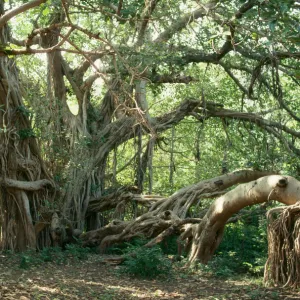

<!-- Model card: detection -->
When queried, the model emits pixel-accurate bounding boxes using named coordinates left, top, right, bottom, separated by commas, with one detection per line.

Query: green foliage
left=64, top=243, right=90, bottom=260
left=106, top=237, right=146, bottom=255
left=18, top=128, right=36, bottom=140
left=19, top=251, right=37, bottom=269
left=17, top=105, right=32, bottom=117
left=18, top=245, right=91, bottom=269
left=160, top=235, right=180, bottom=255
left=39, top=247, right=66, bottom=264
left=121, top=244, right=172, bottom=279
left=200, top=217, right=268, bottom=277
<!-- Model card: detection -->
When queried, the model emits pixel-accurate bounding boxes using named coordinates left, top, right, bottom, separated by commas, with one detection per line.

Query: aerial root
left=264, top=202, right=300, bottom=288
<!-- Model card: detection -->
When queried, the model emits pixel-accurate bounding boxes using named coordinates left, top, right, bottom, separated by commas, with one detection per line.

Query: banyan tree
left=0, top=0, right=300, bottom=288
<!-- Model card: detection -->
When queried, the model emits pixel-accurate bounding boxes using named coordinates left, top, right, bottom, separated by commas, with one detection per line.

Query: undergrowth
left=109, top=238, right=173, bottom=279
left=200, top=217, right=268, bottom=277
left=17, top=212, right=268, bottom=278
left=121, top=244, right=172, bottom=279
left=108, top=214, right=268, bottom=279
left=18, top=244, right=91, bottom=269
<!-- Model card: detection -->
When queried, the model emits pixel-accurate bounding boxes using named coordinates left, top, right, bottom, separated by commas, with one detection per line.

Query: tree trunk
left=0, top=1, right=52, bottom=251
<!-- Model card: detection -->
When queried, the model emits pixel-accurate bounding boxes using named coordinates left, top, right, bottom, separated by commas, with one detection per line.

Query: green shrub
left=18, top=244, right=91, bottom=269
left=39, top=247, right=66, bottom=264
left=121, top=244, right=172, bottom=279
left=159, top=235, right=180, bottom=255
left=199, top=251, right=236, bottom=277
left=64, top=243, right=90, bottom=260
left=106, top=237, right=147, bottom=255
left=19, top=253, right=37, bottom=269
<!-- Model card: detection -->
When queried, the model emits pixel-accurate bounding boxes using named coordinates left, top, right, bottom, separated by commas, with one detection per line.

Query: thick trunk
left=0, top=2, right=52, bottom=251
left=150, top=169, right=275, bottom=217
left=81, top=171, right=300, bottom=273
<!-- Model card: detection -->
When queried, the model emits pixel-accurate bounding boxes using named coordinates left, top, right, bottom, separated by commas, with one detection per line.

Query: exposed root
left=264, top=202, right=300, bottom=288
left=81, top=209, right=202, bottom=255
left=81, top=170, right=278, bottom=256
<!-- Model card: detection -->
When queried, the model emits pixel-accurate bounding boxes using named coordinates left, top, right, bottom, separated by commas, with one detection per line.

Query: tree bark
left=0, top=1, right=53, bottom=251
left=81, top=170, right=276, bottom=251
left=188, top=175, right=300, bottom=264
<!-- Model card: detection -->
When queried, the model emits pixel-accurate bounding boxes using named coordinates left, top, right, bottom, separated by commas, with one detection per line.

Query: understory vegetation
left=14, top=216, right=269, bottom=280
left=202, top=219, right=268, bottom=277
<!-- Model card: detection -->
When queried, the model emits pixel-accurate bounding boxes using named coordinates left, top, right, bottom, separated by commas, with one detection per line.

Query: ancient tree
left=0, top=0, right=300, bottom=286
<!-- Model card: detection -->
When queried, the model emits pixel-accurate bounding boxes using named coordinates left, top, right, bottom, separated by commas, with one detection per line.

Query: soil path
left=0, top=254, right=299, bottom=300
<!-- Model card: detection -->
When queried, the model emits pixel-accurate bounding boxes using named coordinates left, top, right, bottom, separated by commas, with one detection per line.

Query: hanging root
left=264, top=202, right=300, bottom=288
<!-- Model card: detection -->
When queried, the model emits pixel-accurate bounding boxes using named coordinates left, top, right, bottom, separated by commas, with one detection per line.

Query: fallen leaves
left=0, top=254, right=299, bottom=299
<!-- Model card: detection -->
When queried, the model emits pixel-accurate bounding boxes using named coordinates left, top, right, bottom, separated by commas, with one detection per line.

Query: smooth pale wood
left=189, top=175, right=300, bottom=263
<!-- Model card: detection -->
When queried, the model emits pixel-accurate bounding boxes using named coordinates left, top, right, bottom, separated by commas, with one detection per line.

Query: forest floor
left=0, top=253, right=299, bottom=300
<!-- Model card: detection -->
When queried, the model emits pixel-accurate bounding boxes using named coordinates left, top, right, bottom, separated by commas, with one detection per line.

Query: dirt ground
left=0, top=253, right=299, bottom=300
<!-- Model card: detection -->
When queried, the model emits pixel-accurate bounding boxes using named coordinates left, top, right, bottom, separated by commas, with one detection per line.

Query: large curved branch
left=149, top=169, right=275, bottom=217
left=82, top=169, right=275, bottom=249
left=180, top=38, right=233, bottom=64
left=64, top=99, right=202, bottom=201
left=189, top=175, right=300, bottom=263
left=0, top=0, right=47, bottom=29
left=205, top=106, right=300, bottom=139
left=93, top=99, right=201, bottom=162
left=190, top=101, right=300, bottom=155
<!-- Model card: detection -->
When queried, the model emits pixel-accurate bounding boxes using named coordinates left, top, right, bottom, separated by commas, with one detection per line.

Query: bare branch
left=61, top=0, right=71, bottom=24
left=151, top=74, right=196, bottom=84
left=219, top=62, right=249, bottom=96
left=0, top=0, right=47, bottom=29
left=205, top=106, right=300, bottom=139
left=0, top=46, right=108, bottom=56
left=117, top=0, right=123, bottom=15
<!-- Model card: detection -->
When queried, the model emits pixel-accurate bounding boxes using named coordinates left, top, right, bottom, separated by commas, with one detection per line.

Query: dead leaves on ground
left=0, top=254, right=299, bottom=299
